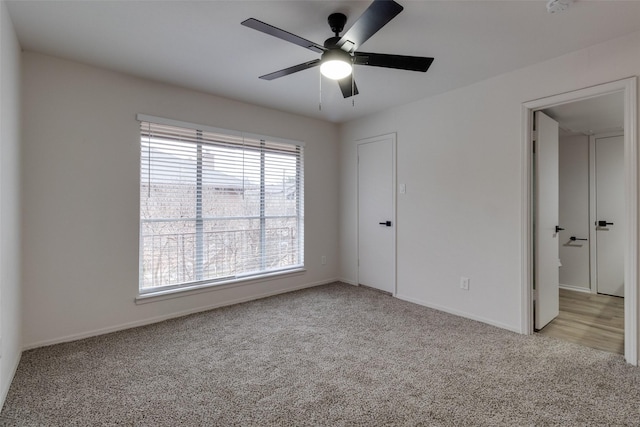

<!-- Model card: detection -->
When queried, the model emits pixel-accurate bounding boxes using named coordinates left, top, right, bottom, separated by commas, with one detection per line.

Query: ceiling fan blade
left=337, top=76, right=359, bottom=98
left=337, top=0, right=404, bottom=52
left=355, top=52, right=434, bottom=72
left=242, top=18, right=325, bottom=54
left=259, top=59, right=321, bottom=81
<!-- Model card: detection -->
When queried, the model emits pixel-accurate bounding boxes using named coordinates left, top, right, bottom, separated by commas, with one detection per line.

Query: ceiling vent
left=547, top=0, right=573, bottom=14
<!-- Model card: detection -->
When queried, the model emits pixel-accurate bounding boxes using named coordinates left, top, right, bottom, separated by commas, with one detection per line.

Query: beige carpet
left=1, top=282, right=639, bottom=426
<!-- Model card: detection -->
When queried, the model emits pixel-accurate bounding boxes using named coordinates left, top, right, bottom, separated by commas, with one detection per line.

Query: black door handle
left=597, top=220, right=614, bottom=227
left=570, top=236, right=588, bottom=241
left=379, top=221, right=392, bottom=227
left=555, top=226, right=565, bottom=233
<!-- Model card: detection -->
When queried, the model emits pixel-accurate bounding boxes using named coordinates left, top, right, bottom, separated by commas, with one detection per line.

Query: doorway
left=536, top=107, right=624, bottom=353
left=357, top=134, right=396, bottom=294
left=521, top=78, right=638, bottom=365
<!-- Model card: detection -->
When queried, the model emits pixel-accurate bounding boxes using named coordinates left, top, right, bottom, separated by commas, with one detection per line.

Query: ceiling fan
left=241, top=0, right=434, bottom=98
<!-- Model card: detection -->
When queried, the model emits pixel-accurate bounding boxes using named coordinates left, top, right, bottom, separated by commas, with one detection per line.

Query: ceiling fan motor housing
left=323, top=36, right=342, bottom=49
left=328, top=12, right=347, bottom=36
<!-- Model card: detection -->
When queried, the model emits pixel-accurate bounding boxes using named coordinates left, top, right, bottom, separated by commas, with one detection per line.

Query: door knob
left=597, top=220, right=614, bottom=227
left=379, top=221, right=392, bottom=227
left=570, top=236, right=588, bottom=241
left=555, top=226, right=565, bottom=233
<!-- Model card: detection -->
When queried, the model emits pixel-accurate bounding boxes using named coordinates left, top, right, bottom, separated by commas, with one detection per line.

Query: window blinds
left=138, top=115, right=304, bottom=292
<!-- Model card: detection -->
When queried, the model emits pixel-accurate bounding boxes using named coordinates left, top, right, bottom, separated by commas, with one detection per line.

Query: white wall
left=558, top=134, right=590, bottom=291
left=339, top=30, right=640, bottom=336
left=0, top=0, right=22, bottom=406
left=21, top=52, right=339, bottom=348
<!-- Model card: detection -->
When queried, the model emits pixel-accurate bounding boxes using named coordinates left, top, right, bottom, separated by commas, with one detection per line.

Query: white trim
left=521, top=77, right=637, bottom=365
left=356, top=133, right=397, bottom=295
left=136, top=113, right=306, bottom=147
left=24, top=278, right=338, bottom=351
left=559, top=284, right=592, bottom=294
left=392, top=136, right=397, bottom=295
left=396, top=294, right=521, bottom=334
left=338, top=277, right=357, bottom=286
left=136, top=268, right=306, bottom=304
left=589, top=134, right=597, bottom=293
left=622, top=78, right=637, bottom=365
left=520, top=104, right=534, bottom=334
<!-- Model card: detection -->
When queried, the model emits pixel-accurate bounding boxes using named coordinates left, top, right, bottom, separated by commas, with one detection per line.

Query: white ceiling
left=7, top=0, right=640, bottom=123
left=544, top=92, right=624, bottom=136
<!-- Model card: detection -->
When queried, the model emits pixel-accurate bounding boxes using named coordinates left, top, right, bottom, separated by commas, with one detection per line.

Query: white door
left=358, top=136, right=395, bottom=294
left=535, top=111, right=560, bottom=330
left=595, top=134, right=625, bottom=297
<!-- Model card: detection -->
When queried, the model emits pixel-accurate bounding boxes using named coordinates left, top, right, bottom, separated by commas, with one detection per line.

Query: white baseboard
left=337, top=278, right=356, bottom=286
left=559, top=284, right=593, bottom=294
left=23, top=278, right=339, bottom=351
left=395, top=293, right=521, bottom=334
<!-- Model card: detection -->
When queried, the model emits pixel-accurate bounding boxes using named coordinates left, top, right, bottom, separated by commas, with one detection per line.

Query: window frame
left=136, top=114, right=305, bottom=298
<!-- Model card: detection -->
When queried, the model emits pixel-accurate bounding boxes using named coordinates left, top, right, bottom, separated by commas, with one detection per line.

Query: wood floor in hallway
left=537, top=288, right=624, bottom=354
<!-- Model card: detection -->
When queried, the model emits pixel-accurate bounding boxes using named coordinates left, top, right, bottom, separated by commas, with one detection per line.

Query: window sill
left=135, top=268, right=306, bottom=305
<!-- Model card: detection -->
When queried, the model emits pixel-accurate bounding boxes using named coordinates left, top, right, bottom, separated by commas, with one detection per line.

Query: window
left=138, top=115, right=304, bottom=293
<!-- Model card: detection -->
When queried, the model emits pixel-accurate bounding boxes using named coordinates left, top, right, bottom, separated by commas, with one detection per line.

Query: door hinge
left=532, top=140, right=536, bottom=154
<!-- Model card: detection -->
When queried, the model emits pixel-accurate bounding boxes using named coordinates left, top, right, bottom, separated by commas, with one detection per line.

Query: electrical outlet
left=321, top=256, right=326, bottom=265
left=460, top=277, right=470, bottom=291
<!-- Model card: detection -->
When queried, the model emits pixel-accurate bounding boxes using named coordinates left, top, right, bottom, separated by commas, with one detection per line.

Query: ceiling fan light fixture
left=320, top=60, right=352, bottom=80
left=320, top=50, right=353, bottom=80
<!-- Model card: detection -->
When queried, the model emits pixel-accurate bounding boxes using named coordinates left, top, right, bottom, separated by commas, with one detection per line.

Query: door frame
left=520, top=77, right=638, bottom=365
left=356, top=133, right=397, bottom=295
left=589, top=131, right=625, bottom=295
